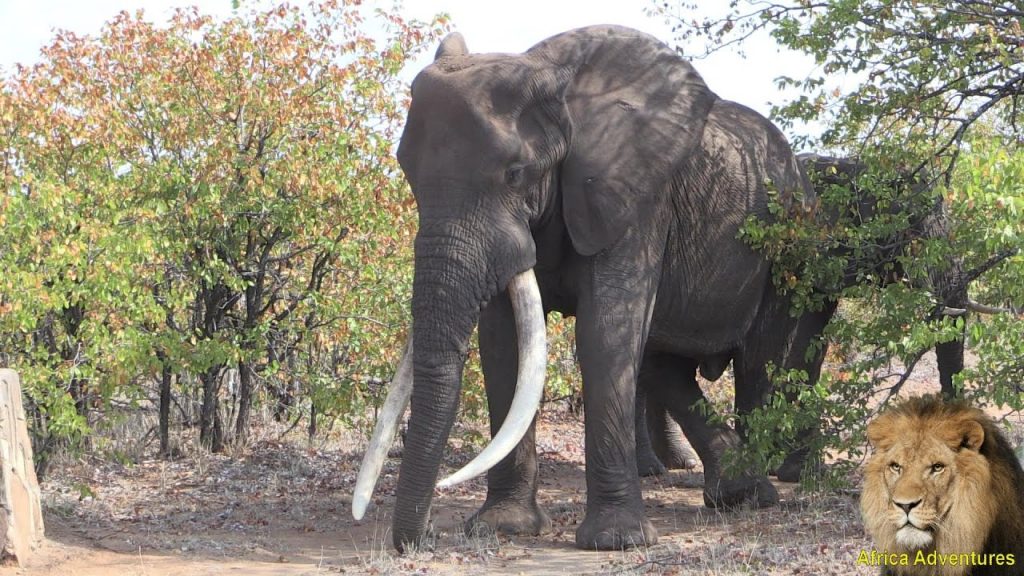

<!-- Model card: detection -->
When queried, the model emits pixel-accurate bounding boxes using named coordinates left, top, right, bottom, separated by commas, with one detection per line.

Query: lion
left=861, top=395, right=1024, bottom=575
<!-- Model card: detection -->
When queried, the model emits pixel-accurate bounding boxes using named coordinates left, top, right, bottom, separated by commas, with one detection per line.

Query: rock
left=0, top=369, right=44, bottom=566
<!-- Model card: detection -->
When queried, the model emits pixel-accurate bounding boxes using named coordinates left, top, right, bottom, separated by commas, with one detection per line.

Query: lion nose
left=895, top=499, right=921, bottom=514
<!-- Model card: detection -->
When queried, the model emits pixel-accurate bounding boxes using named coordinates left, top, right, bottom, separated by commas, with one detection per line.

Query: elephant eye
left=505, top=166, right=525, bottom=188
left=931, top=463, right=945, bottom=474
left=889, top=462, right=902, bottom=474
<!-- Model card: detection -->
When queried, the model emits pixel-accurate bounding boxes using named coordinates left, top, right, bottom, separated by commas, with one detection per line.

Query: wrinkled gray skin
left=392, top=25, right=813, bottom=552
left=636, top=154, right=968, bottom=482
left=634, top=387, right=697, bottom=476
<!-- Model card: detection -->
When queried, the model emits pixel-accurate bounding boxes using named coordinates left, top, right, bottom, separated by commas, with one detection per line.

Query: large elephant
left=352, top=25, right=816, bottom=551
left=635, top=153, right=969, bottom=482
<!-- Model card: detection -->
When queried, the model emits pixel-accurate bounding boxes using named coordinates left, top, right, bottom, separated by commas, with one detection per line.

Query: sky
left=0, top=0, right=818, bottom=139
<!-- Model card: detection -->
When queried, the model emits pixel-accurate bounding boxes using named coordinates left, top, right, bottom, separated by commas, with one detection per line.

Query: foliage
left=652, top=0, right=1024, bottom=484
left=951, top=135, right=1024, bottom=404
left=655, top=0, right=1023, bottom=171
left=545, top=313, right=582, bottom=408
left=0, top=1, right=447, bottom=465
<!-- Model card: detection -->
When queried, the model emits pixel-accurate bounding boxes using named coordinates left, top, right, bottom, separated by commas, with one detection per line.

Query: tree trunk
left=234, top=361, right=254, bottom=444
left=308, top=401, right=317, bottom=440
left=159, top=362, right=172, bottom=458
left=199, top=366, right=223, bottom=451
left=213, top=409, right=224, bottom=452
left=392, top=244, right=486, bottom=550
left=69, top=377, right=89, bottom=423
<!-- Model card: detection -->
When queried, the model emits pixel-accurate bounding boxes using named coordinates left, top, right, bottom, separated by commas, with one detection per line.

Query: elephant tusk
left=437, top=268, right=547, bottom=489
left=943, top=301, right=1016, bottom=316
left=352, top=337, right=414, bottom=520
left=967, top=300, right=1014, bottom=315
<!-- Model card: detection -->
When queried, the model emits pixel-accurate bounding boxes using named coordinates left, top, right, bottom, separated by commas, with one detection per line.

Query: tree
left=1, top=1, right=446, bottom=459
left=1, top=66, right=165, bottom=471
left=656, top=1, right=1023, bottom=179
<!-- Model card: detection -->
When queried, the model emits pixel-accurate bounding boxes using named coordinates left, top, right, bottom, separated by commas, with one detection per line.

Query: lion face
left=861, top=399, right=997, bottom=558
left=871, top=433, right=964, bottom=550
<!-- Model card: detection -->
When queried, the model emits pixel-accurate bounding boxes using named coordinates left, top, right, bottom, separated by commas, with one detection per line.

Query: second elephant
left=636, top=153, right=968, bottom=482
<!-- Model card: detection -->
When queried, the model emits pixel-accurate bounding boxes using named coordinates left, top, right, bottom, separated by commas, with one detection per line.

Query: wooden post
left=0, top=370, right=44, bottom=566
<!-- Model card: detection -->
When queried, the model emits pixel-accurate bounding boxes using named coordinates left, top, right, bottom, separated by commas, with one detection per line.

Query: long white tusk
left=437, top=268, right=547, bottom=489
left=352, top=338, right=414, bottom=520
left=967, top=300, right=1014, bottom=315
left=942, top=306, right=968, bottom=316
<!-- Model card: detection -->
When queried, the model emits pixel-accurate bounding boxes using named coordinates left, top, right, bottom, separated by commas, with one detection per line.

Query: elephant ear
left=530, top=26, right=717, bottom=255
left=435, top=32, right=468, bottom=60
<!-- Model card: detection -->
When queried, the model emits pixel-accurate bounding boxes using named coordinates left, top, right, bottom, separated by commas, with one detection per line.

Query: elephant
left=635, top=385, right=698, bottom=476
left=635, top=153, right=969, bottom=482
left=352, top=25, right=819, bottom=552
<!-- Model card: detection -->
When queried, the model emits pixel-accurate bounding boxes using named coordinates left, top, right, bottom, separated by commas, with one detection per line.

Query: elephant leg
left=734, top=299, right=836, bottom=484
left=465, top=291, right=550, bottom=536
left=636, top=373, right=696, bottom=476
left=573, top=271, right=659, bottom=550
left=647, top=354, right=778, bottom=509
left=773, top=338, right=826, bottom=483
left=647, top=392, right=698, bottom=471
left=634, top=381, right=667, bottom=477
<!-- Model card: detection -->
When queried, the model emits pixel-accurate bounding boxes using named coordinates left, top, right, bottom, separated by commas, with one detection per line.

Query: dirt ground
left=3, top=351, right=1018, bottom=576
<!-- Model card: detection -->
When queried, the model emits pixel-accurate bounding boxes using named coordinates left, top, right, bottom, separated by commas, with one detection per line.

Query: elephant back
left=699, top=100, right=815, bottom=220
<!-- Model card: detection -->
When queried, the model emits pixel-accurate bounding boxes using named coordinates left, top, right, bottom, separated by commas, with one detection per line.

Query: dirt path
left=3, top=411, right=881, bottom=576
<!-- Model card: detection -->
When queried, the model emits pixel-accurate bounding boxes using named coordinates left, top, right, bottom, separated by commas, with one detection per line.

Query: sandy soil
left=3, top=351, right=1016, bottom=576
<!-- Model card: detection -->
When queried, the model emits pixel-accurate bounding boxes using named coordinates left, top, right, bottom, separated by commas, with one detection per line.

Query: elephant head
left=354, top=26, right=717, bottom=550
left=798, top=153, right=967, bottom=395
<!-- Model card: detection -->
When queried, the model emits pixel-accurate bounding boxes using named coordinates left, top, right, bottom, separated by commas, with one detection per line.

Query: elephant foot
left=636, top=450, right=667, bottom=477
left=703, top=474, right=778, bottom=509
left=575, top=507, right=658, bottom=550
left=658, top=444, right=699, bottom=471
left=466, top=498, right=550, bottom=537
left=775, top=448, right=810, bottom=483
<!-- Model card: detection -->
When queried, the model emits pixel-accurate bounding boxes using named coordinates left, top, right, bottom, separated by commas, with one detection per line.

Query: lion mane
left=861, top=395, right=1024, bottom=576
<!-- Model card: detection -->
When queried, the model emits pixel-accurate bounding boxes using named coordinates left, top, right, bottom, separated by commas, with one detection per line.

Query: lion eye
left=889, top=462, right=902, bottom=474
left=931, top=463, right=945, bottom=474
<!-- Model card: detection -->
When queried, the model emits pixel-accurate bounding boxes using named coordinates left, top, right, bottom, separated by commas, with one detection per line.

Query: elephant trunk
left=391, top=248, right=483, bottom=551
left=389, top=224, right=545, bottom=551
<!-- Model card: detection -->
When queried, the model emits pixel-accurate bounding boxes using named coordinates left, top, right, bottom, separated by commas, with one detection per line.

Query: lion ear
left=955, top=419, right=985, bottom=452
left=866, top=416, right=896, bottom=450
